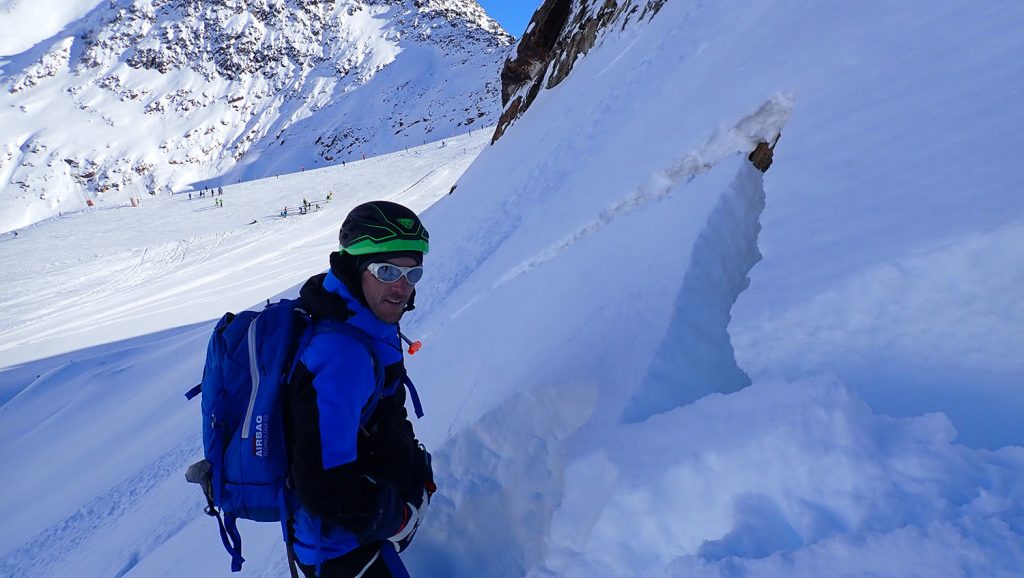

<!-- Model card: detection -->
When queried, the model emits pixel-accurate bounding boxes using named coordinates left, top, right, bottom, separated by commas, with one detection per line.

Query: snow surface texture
left=0, top=0, right=511, bottom=232
left=0, top=129, right=490, bottom=370
left=2, top=0, right=1024, bottom=577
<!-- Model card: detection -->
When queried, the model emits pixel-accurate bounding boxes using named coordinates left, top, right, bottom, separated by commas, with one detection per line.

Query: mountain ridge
left=0, top=0, right=512, bottom=232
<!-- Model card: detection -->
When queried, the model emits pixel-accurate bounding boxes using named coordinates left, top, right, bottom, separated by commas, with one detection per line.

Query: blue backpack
left=184, top=299, right=319, bottom=574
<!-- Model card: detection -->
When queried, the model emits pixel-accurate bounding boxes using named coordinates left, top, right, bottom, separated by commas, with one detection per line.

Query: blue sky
left=477, top=0, right=539, bottom=37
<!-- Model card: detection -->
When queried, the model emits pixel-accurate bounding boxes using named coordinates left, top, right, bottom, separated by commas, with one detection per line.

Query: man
left=287, top=200, right=435, bottom=577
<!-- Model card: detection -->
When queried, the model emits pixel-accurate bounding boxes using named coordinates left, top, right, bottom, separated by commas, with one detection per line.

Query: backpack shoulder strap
left=401, top=374, right=424, bottom=419
left=323, top=321, right=384, bottom=427
left=335, top=323, right=424, bottom=419
left=285, top=304, right=316, bottom=384
left=317, top=320, right=381, bottom=375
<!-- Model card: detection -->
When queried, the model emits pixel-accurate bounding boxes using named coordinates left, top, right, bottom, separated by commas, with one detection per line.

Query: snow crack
left=494, top=94, right=792, bottom=289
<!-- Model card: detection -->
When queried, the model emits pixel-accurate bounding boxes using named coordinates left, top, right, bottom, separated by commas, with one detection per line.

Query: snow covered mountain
left=0, top=0, right=512, bottom=232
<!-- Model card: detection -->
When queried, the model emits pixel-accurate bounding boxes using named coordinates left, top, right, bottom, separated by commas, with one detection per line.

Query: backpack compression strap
left=185, top=459, right=245, bottom=571
left=221, top=514, right=245, bottom=572
left=401, top=374, right=424, bottom=419
left=184, top=383, right=202, bottom=400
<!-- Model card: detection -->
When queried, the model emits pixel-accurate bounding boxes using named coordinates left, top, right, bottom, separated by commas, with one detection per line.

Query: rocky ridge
left=492, top=0, right=667, bottom=142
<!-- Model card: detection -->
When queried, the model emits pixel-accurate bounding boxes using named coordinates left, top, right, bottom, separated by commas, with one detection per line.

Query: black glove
left=388, top=488, right=430, bottom=553
left=389, top=446, right=434, bottom=552
left=411, top=444, right=436, bottom=505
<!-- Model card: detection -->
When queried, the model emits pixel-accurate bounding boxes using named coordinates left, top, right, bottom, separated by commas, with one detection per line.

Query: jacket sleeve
left=286, top=331, right=406, bottom=542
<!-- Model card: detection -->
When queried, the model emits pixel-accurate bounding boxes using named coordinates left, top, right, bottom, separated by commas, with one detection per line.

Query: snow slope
left=2, top=0, right=1023, bottom=577
left=0, top=0, right=102, bottom=56
left=0, top=129, right=490, bottom=371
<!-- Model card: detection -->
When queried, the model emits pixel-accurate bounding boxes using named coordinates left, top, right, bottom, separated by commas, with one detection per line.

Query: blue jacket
left=286, top=271, right=423, bottom=565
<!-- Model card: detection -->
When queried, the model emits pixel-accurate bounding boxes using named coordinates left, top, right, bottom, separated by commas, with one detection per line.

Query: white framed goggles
left=366, top=262, right=424, bottom=285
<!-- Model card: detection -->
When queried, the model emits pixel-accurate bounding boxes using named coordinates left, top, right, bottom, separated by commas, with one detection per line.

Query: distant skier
left=218, top=186, right=224, bottom=196
left=189, top=192, right=192, bottom=200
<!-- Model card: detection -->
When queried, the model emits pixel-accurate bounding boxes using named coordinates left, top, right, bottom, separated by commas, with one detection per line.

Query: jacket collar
left=322, top=271, right=401, bottom=343
left=299, top=271, right=403, bottom=349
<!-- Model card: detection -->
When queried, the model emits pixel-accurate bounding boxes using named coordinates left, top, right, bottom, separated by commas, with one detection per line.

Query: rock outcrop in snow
left=492, top=0, right=667, bottom=142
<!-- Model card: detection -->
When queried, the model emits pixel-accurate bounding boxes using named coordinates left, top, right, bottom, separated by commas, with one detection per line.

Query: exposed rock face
left=499, top=0, right=572, bottom=105
left=0, top=0, right=512, bottom=232
left=8, top=38, right=75, bottom=94
left=492, top=0, right=667, bottom=142
left=749, top=135, right=781, bottom=173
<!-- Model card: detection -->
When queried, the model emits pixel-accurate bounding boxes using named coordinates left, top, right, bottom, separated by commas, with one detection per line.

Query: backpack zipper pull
left=398, top=330, right=422, bottom=355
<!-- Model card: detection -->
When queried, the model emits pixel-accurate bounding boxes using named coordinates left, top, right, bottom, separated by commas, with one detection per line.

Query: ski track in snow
left=0, top=234, right=229, bottom=345
left=0, top=433, right=201, bottom=576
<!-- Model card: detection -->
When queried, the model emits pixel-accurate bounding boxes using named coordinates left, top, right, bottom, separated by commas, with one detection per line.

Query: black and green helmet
left=339, top=200, right=429, bottom=256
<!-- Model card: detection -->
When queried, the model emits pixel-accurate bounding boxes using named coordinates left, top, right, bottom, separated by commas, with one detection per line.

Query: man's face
left=361, top=256, right=418, bottom=324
